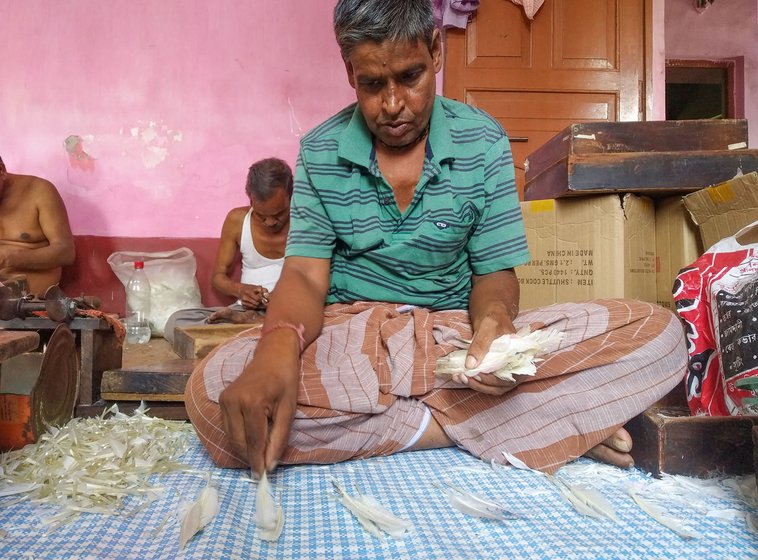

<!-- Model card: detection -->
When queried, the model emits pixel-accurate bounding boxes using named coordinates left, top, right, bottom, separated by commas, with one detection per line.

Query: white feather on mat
left=443, top=483, right=519, bottom=522
left=330, top=478, right=411, bottom=539
left=254, top=472, right=284, bottom=542
left=178, top=482, right=219, bottom=549
left=501, top=452, right=619, bottom=523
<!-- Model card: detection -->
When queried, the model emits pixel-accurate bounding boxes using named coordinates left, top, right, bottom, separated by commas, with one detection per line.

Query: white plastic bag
left=107, top=248, right=202, bottom=336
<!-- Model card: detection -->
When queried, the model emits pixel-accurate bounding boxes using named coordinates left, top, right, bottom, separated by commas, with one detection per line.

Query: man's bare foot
left=584, top=427, right=634, bottom=468
left=207, top=308, right=263, bottom=324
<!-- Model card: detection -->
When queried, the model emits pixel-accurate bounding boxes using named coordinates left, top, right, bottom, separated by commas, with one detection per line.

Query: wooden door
left=443, top=0, right=648, bottom=196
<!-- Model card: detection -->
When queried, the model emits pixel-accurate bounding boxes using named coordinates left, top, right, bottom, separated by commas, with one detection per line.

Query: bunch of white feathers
left=436, top=327, right=565, bottom=382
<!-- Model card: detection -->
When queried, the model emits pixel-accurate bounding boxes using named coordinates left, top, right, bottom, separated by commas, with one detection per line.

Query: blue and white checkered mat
left=1, top=436, right=757, bottom=560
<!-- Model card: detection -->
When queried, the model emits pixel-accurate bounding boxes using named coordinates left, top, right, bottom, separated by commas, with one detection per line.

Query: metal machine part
left=0, top=285, right=96, bottom=323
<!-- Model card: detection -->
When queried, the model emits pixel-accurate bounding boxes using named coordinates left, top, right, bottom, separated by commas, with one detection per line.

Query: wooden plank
left=122, top=337, right=178, bottom=368
left=173, top=323, right=261, bottom=359
left=99, top=391, right=185, bottom=402
left=566, top=119, right=748, bottom=154
left=0, top=331, right=40, bottom=362
left=0, top=316, right=112, bottom=330
left=626, top=405, right=758, bottom=477
left=101, top=359, right=195, bottom=398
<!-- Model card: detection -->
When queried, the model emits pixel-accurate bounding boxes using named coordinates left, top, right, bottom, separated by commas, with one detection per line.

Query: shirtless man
left=0, top=156, right=75, bottom=298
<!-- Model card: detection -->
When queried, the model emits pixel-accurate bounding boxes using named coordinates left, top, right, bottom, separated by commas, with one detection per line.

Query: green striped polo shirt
left=286, top=95, right=530, bottom=310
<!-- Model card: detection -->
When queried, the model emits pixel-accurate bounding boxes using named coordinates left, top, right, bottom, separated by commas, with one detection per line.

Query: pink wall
left=665, top=0, right=758, bottom=146
left=10, top=1, right=753, bottom=242
left=0, top=0, right=357, bottom=238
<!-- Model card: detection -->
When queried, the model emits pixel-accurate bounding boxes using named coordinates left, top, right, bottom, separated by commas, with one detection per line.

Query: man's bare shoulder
left=219, top=206, right=251, bottom=240
left=6, top=173, right=62, bottom=202
left=224, top=206, right=251, bottom=224
left=227, top=206, right=251, bottom=218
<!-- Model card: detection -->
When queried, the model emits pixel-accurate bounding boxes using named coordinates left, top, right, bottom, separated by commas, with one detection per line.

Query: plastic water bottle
left=125, top=260, right=152, bottom=344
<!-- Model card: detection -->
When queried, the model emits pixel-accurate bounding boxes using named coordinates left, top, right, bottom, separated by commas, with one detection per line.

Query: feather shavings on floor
left=0, top=403, right=196, bottom=529
left=529, top=458, right=758, bottom=539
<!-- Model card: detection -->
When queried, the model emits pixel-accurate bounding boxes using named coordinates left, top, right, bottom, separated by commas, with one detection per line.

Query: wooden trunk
left=626, top=405, right=758, bottom=478
left=523, top=119, right=754, bottom=200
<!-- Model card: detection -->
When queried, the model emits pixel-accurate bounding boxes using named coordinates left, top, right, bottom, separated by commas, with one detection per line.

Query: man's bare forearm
left=212, top=273, right=249, bottom=300
left=262, top=258, right=330, bottom=348
left=469, top=268, right=520, bottom=335
left=0, top=241, right=75, bottom=271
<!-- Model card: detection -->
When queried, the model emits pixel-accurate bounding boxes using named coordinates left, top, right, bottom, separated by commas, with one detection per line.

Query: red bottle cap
left=134, top=261, right=144, bottom=269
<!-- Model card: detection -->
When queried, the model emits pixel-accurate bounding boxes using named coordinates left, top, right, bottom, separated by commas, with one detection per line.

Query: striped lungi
left=185, top=298, right=687, bottom=474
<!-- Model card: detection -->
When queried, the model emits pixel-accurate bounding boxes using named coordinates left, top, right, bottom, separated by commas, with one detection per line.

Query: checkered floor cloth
left=1, top=435, right=756, bottom=559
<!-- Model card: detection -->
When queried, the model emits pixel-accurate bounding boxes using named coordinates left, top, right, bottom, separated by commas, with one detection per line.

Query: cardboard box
left=654, top=196, right=703, bottom=310
left=517, top=194, right=656, bottom=309
left=523, top=120, right=757, bottom=201
left=682, top=171, right=758, bottom=250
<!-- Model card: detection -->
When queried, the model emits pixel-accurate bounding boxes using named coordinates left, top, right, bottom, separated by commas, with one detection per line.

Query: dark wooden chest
left=523, top=119, right=756, bottom=200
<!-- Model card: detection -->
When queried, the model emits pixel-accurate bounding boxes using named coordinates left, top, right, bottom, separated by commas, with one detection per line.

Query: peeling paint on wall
left=64, top=135, right=95, bottom=171
left=122, top=120, right=182, bottom=169
left=1, top=0, right=355, bottom=237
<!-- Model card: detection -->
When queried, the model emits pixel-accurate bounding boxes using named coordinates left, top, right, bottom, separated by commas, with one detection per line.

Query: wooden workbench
left=96, top=324, right=260, bottom=420
left=0, top=316, right=122, bottom=415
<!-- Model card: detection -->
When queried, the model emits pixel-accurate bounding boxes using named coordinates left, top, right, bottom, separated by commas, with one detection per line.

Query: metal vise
left=0, top=285, right=83, bottom=323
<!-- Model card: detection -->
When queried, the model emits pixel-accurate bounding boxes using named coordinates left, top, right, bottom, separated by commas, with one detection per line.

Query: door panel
left=553, top=1, right=617, bottom=70
left=444, top=0, right=647, bottom=197
left=464, top=1, right=531, bottom=67
left=469, top=91, right=617, bottom=189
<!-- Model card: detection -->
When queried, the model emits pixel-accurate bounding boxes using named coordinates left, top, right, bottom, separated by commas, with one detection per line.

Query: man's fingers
left=242, top=407, right=271, bottom=476
left=219, top=397, right=249, bottom=463
left=585, top=428, right=634, bottom=468
left=264, top=400, right=296, bottom=472
left=603, top=427, right=633, bottom=452
left=465, top=376, right=514, bottom=396
left=464, top=345, right=487, bottom=370
left=219, top=389, right=271, bottom=475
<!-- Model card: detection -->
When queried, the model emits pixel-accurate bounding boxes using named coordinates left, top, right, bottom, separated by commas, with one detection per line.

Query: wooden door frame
left=644, top=0, right=654, bottom=120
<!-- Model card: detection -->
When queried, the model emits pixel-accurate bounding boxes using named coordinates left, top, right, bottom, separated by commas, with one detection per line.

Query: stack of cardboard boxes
left=518, top=119, right=757, bottom=312
left=519, top=120, right=758, bottom=477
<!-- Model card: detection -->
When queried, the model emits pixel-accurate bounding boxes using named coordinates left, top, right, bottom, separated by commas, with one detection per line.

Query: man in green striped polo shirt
left=187, top=0, right=687, bottom=477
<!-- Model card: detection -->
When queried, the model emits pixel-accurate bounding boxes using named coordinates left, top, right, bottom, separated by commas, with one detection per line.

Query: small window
left=666, top=59, right=741, bottom=121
